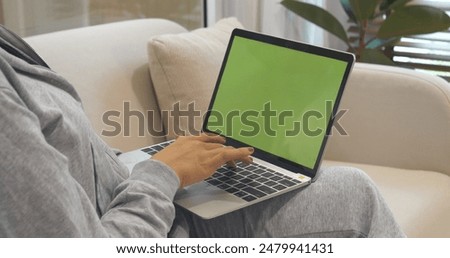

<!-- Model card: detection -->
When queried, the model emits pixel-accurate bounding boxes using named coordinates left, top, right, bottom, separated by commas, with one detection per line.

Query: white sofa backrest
left=25, top=19, right=187, bottom=152
left=325, top=63, right=450, bottom=176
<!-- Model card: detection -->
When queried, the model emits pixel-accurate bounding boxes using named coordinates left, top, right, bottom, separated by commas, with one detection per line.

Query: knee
left=313, top=166, right=402, bottom=237
left=318, top=165, right=380, bottom=199
left=320, top=165, right=372, bottom=182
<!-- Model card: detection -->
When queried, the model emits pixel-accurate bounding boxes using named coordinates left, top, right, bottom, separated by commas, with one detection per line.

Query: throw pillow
left=147, top=17, right=244, bottom=139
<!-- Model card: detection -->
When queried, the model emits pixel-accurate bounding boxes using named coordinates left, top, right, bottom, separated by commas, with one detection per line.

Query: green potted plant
left=281, top=0, right=450, bottom=65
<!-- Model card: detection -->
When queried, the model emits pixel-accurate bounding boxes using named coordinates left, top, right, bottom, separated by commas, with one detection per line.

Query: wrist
left=151, top=157, right=184, bottom=188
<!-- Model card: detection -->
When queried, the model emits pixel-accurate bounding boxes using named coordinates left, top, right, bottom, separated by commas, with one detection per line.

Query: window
left=392, top=0, right=450, bottom=81
left=0, top=0, right=204, bottom=37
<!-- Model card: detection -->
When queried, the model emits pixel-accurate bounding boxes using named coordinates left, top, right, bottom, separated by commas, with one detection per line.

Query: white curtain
left=209, top=0, right=348, bottom=51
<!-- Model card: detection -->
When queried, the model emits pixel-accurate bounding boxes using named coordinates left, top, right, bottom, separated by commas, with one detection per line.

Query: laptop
left=119, top=28, right=355, bottom=219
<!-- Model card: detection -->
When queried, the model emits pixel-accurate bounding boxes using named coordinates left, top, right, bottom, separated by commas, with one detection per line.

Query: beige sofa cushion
left=147, top=17, right=244, bottom=139
left=322, top=160, right=450, bottom=238
left=324, top=63, right=450, bottom=177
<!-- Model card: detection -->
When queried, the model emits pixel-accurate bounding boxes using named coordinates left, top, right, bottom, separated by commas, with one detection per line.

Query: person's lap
left=169, top=166, right=405, bottom=238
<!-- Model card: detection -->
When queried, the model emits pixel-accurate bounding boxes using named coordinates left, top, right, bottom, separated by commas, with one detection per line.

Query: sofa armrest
left=24, top=19, right=188, bottom=151
left=324, top=63, right=450, bottom=177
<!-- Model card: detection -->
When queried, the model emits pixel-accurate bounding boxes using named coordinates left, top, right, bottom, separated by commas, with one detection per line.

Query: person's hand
left=152, top=133, right=254, bottom=188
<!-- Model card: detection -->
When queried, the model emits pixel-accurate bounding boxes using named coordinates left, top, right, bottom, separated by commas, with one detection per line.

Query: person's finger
left=198, top=133, right=226, bottom=144
left=240, top=155, right=254, bottom=165
left=232, top=147, right=254, bottom=164
left=210, top=147, right=254, bottom=166
left=203, top=131, right=220, bottom=137
left=226, top=160, right=236, bottom=168
left=202, top=142, right=225, bottom=150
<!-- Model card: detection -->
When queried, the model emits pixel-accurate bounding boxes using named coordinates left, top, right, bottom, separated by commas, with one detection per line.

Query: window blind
left=347, top=0, right=450, bottom=81
left=392, top=0, right=450, bottom=81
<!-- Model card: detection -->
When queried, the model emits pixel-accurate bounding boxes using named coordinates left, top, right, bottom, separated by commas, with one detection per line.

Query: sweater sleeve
left=0, top=61, right=180, bottom=237
left=101, top=160, right=180, bottom=237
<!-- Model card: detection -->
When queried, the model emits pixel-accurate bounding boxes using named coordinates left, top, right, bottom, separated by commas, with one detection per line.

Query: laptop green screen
left=206, top=35, right=349, bottom=169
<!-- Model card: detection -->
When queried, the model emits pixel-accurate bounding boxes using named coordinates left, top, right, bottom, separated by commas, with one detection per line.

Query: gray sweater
left=0, top=44, right=180, bottom=237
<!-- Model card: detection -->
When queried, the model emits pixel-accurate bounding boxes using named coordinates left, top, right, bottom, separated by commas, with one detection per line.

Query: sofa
left=24, top=18, right=450, bottom=237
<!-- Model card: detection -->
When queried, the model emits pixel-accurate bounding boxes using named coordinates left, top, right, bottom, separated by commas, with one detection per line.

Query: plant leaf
left=281, top=0, right=350, bottom=46
left=347, top=0, right=380, bottom=21
left=340, top=0, right=357, bottom=23
left=380, top=0, right=396, bottom=11
left=359, top=49, right=396, bottom=65
left=386, top=0, right=413, bottom=10
left=377, top=5, right=450, bottom=38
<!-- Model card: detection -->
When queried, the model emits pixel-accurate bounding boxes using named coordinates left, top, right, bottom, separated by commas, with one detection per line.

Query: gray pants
left=169, top=166, right=405, bottom=237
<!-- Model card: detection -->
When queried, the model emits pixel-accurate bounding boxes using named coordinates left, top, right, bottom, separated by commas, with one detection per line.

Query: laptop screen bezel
left=202, top=28, right=355, bottom=179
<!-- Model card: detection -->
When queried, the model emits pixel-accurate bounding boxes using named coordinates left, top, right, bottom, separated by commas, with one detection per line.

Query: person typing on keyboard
left=0, top=25, right=404, bottom=237
left=152, top=134, right=254, bottom=188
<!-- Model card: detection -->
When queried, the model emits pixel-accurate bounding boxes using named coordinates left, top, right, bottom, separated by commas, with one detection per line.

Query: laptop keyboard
left=141, top=141, right=302, bottom=202
left=140, top=140, right=174, bottom=156
left=205, top=163, right=302, bottom=202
